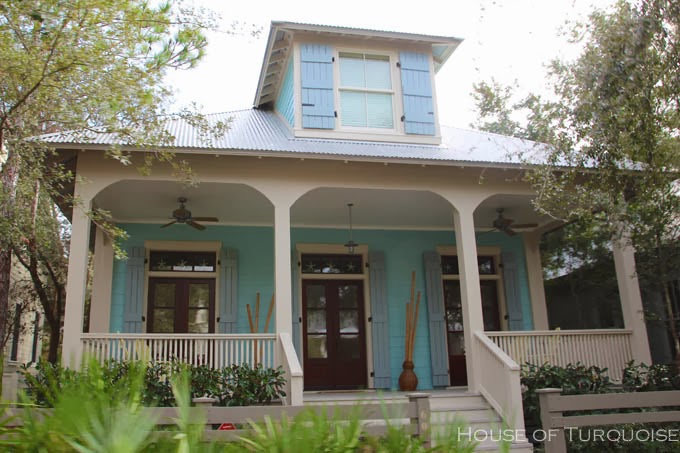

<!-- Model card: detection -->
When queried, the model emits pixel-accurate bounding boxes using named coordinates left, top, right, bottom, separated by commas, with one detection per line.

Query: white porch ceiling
left=94, top=181, right=550, bottom=231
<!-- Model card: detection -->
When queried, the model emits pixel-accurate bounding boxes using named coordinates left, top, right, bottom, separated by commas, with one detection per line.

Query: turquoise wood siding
left=108, top=224, right=532, bottom=389
left=399, top=52, right=435, bottom=135
left=275, top=57, right=295, bottom=127
left=300, top=43, right=335, bottom=129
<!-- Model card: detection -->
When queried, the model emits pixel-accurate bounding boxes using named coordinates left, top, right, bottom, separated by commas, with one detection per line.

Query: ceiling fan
left=160, top=197, right=218, bottom=230
left=491, top=208, right=538, bottom=236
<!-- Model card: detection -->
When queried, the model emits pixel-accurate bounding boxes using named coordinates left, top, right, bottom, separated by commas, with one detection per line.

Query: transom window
left=338, top=52, right=394, bottom=129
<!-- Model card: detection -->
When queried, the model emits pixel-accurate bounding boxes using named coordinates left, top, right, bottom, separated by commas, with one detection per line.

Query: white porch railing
left=486, top=329, right=634, bottom=381
left=80, top=333, right=276, bottom=369
left=474, top=331, right=525, bottom=433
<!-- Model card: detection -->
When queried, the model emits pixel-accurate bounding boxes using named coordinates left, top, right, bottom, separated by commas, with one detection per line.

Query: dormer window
left=338, top=53, right=394, bottom=129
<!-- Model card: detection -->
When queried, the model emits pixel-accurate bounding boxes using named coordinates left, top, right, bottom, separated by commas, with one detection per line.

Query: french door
left=302, top=280, right=367, bottom=390
left=147, top=278, right=215, bottom=333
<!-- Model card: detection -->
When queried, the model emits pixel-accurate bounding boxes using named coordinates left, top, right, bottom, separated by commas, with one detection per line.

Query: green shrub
left=21, top=360, right=286, bottom=408
left=521, top=362, right=612, bottom=429
left=622, top=361, right=680, bottom=392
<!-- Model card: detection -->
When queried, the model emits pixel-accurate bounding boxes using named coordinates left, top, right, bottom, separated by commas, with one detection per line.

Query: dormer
left=253, top=22, right=462, bottom=145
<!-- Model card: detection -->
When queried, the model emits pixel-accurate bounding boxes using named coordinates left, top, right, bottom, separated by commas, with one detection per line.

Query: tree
left=0, top=0, right=226, bottom=364
left=473, top=0, right=680, bottom=363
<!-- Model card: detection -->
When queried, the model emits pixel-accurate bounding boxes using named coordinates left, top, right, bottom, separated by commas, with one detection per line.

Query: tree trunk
left=0, top=250, right=10, bottom=354
left=0, top=142, right=19, bottom=361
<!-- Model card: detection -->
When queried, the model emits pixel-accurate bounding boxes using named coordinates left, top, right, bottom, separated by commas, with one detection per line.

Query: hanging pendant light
left=344, top=203, right=358, bottom=254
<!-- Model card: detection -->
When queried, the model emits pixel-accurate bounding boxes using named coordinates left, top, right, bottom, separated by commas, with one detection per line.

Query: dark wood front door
left=444, top=280, right=501, bottom=386
left=147, top=278, right=215, bottom=333
left=302, top=280, right=367, bottom=390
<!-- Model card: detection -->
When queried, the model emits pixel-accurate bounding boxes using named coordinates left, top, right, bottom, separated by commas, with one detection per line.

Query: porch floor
left=303, top=387, right=470, bottom=404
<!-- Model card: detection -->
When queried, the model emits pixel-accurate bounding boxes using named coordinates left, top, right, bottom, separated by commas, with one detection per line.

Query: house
left=47, top=22, right=651, bottom=439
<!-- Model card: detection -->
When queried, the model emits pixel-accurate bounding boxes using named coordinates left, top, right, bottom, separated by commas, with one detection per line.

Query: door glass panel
left=338, top=334, right=360, bottom=359
left=307, top=335, right=328, bottom=359
left=306, top=285, right=326, bottom=308
left=338, top=285, right=358, bottom=308
left=481, top=281, right=500, bottom=331
left=339, top=310, right=359, bottom=333
left=152, top=309, right=175, bottom=333
left=154, top=283, right=176, bottom=307
left=447, top=332, right=465, bottom=355
left=307, top=309, right=327, bottom=333
left=444, top=281, right=463, bottom=331
left=189, top=283, right=210, bottom=308
left=188, top=308, right=209, bottom=333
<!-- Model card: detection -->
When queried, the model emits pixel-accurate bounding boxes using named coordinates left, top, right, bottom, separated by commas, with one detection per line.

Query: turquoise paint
left=275, top=57, right=295, bottom=127
left=109, top=224, right=533, bottom=389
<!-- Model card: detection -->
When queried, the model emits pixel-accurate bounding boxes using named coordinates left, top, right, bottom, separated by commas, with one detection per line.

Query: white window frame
left=333, top=48, right=403, bottom=135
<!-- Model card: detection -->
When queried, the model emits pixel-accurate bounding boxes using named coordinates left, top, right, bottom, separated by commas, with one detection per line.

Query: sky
left=167, top=0, right=617, bottom=129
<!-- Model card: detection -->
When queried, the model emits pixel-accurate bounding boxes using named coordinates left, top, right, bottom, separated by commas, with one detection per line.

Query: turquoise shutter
left=502, top=251, right=524, bottom=330
left=123, top=247, right=145, bottom=333
left=218, top=248, right=238, bottom=333
left=400, top=52, right=435, bottom=135
left=424, top=251, right=449, bottom=387
left=300, top=43, right=335, bottom=129
left=369, top=251, right=391, bottom=389
left=292, top=252, right=302, bottom=356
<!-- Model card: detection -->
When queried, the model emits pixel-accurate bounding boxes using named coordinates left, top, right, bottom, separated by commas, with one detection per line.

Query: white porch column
left=89, top=226, right=113, bottom=333
left=523, top=231, right=549, bottom=330
left=274, top=203, right=293, bottom=337
left=62, top=195, right=93, bottom=368
left=453, top=205, right=484, bottom=392
left=612, top=238, right=652, bottom=364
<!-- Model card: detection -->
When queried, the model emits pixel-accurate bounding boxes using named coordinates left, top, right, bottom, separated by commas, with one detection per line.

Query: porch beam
left=453, top=205, right=484, bottom=392
left=612, top=237, right=652, bottom=364
left=523, top=231, right=549, bottom=330
left=62, top=193, right=93, bottom=368
left=89, top=225, right=114, bottom=332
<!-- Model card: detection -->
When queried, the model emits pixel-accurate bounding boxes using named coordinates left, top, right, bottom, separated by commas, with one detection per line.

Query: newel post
left=537, top=388, right=566, bottom=453
left=408, top=392, right=431, bottom=447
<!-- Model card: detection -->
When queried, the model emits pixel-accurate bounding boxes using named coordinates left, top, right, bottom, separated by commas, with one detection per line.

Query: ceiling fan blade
left=191, top=217, right=219, bottom=222
left=160, top=220, right=177, bottom=229
left=510, top=223, right=539, bottom=229
left=187, top=220, right=206, bottom=231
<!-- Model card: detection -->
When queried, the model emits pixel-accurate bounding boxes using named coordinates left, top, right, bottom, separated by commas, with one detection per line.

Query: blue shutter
left=424, top=251, right=449, bottom=387
left=292, top=252, right=302, bottom=356
left=123, top=247, right=145, bottom=333
left=400, top=52, right=435, bottom=135
left=300, top=43, right=335, bottom=129
left=502, top=251, right=524, bottom=330
left=218, top=248, right=238, bottom=333
left=369, top=251, right=391, bottom=389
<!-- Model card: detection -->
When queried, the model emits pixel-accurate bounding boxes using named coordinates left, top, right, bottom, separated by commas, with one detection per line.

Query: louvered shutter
left=424, top=251, right=449, bottom=387
left=218, top=248, right=238, bottom=333
left=502, top=251, right=524, bottom=330
left=300, top=44, right=335, bottom=129
left=400, top=52, right=435, bottom=135
left=369, top=251, right=391, bottom=389
left=123, top=247, right=145, bottom=333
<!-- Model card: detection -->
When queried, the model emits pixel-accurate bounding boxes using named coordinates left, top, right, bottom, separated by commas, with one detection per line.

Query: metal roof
left=42, top=108, right=544, bottom=167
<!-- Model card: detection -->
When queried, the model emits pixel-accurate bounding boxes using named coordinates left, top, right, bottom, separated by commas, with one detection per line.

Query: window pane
left=153, top=283, right=176, bottom=308
left=366, top=93, right=393, bottom=128
left=339, top=54, right=365, bottom=87
left=307, top=335, right=327, bottom=359
left=338, top=285, right=359, bottom=308
left=364, top=55, right=391, bottom=89
left=341, top=91, right=367, bottom=127
left=306, top=285, right=326, bottom=308
left=152, top=309, right=175, bottom=333
left=307, top=309, right=326, bottom=333
left=189, top=283, right=210, bottom=308
left=339, top=310, right=359, bottom=333
left=188, top=308, right=209, bottom=333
